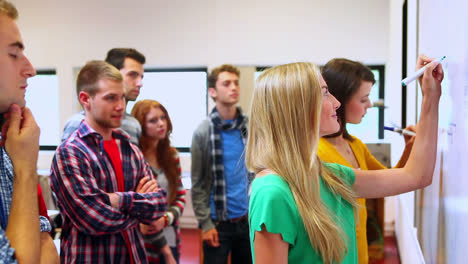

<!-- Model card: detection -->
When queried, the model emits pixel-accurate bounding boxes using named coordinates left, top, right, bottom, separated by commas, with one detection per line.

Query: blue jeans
left=203, top=218, right=252, bottom=264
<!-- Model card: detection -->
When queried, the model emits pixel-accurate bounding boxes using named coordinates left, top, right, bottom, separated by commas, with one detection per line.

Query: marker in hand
left=384, top=126, right=416, bottom=137
left=402, top=56, right=446, bottom=86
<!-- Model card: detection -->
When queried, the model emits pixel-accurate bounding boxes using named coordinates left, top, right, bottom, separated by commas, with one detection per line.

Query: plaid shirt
left=0, top=133, right=51, bottom=264
left=50, top=121, right=167, bottom=264
left=0, top=230, right=15, bottom=263
left=61, top=111, right=142, bottom=145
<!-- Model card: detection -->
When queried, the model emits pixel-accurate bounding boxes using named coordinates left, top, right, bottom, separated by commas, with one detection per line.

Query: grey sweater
left=190, top=119, right=215, bottom=231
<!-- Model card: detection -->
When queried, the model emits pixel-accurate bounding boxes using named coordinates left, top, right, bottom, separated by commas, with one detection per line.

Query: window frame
left=31, top=69, right=60, bottom=151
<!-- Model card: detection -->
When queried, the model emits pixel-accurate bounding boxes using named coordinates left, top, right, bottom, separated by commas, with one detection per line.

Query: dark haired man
left=62, top=48, right=145, bottom=145
left=191, top=64, right=253, bottom=264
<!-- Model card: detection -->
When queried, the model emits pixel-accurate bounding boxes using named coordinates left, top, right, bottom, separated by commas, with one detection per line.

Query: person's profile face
left=0, top=14, right=36, bottom=113
left=318, top=75, right=341, bottom=137
left=345, top=80, right=373, bottom=124
left=120, top=57, right=144, bottom=102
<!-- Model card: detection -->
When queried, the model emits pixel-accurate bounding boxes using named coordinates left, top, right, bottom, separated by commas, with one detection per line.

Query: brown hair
left=207, top=64, right=240, bottom=88
left=321, top=58, right=375, bottom=140
left=131, top=100, right=179, bottom=203
left=76, top=60, right=123, bottom=99
left=0, top=0, right=18, bottom=19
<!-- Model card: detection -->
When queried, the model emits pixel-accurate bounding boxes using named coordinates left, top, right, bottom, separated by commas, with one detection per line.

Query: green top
left=249, top=163, right=357, bottom=264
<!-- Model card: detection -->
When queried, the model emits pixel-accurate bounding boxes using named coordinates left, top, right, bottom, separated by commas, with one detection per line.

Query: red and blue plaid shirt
left=50, top=121, right=167, bottom=264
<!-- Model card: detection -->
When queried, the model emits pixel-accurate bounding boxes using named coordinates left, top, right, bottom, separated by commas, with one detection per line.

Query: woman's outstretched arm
left=353, top=54, right=444, bottom=198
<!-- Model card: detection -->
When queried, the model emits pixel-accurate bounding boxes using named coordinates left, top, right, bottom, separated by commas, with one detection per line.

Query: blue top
left=210, top=120, right=249, bottom=219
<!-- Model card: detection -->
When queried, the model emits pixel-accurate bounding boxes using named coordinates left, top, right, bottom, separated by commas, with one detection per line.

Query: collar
left=76, top=120, right=130, bottom=142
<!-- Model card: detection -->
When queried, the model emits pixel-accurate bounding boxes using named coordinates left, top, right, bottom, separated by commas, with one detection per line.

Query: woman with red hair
left=132, top=100, right=186, bottom=264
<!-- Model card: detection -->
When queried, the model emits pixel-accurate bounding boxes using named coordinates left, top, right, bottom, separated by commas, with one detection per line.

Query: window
left=126, top=68, right=208, bottom=152
left=25, top=70, right=60, bottom=150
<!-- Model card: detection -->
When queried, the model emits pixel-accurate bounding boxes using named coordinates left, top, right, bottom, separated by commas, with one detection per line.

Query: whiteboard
left=416, top=0, right=468, bottom=263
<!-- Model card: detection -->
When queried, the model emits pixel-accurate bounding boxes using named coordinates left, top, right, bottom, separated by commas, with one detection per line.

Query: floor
left=179, top=228, right=401, bottom=264
left=179, top=228, right=201, bottom=264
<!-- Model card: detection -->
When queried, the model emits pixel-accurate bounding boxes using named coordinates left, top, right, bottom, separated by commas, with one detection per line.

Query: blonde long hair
left=246, top=62, right=357, bottom=264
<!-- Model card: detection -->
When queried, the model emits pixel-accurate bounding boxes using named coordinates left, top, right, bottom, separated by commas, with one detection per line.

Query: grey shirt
left=61, top=111, right=141, bottom=145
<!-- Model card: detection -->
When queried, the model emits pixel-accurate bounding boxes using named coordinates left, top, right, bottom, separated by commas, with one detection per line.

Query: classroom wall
left=15, top=0, right=390, bottom=128
left=15, top=0, right=403, bottom=231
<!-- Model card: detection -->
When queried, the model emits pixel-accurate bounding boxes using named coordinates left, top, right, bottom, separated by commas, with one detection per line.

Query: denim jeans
left=203, top=218, right=252, bottom=264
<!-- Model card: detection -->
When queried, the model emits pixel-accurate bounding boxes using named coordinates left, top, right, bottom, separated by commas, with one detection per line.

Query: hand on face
left=1, top=104, right=40, bottom=174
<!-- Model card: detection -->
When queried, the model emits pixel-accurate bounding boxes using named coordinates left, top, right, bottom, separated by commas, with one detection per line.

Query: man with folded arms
left=51, top=60, right=166, bottom=263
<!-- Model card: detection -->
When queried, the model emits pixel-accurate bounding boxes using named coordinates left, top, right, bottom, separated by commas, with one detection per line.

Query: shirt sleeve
left=143, top=230, right=167, bottom=249
left=116, top=158, right=167, bottom=224
left=50, top=145, right=166, bottom=236
left=190, top=130, right=215, bottom=231
left=39, top=216, right=52, bottom=233
left=0, top=229, right=17, bottom=263
left=167, top=151, right=186, bottom=225
left=61, top=114, right=83, bottom=142
left=249, top=181, right=298, bottom=246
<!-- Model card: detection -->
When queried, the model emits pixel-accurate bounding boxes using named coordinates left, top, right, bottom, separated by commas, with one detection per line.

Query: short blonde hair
left=76, top=60, right=123, bottom=98
left=0, top=0, right=18, bottom=19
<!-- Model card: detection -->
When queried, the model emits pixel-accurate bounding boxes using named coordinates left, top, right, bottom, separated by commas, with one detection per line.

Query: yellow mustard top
left=318, top=136, right=386, bottom=264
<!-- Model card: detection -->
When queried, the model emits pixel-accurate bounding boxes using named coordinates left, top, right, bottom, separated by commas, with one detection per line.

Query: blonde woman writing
left=246, top=55, right=443, bottom=264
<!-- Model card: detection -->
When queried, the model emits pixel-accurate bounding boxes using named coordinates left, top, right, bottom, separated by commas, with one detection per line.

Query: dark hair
left=321, top=58, right=375, bottom=140
left=207, top=64, right=240, bottom=88
left=105, top=48, right=146, bottom=70
left=131, top=100, right=179, bottom=204
left=76, top=60, right=122, bottom=98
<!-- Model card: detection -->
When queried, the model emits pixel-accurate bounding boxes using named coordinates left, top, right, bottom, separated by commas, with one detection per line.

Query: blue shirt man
left=191, top=65, right=253, bottom=264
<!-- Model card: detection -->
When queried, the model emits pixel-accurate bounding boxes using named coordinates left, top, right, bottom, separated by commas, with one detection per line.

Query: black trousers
left=203, top=218, right=252, bottom=264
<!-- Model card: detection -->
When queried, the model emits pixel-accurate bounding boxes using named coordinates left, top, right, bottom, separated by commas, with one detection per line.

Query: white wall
left=14, top=0, right=391, bottom=166
left=15, top=0, right=389, bottom=128
left=15, top=0, right=397, bottom=229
